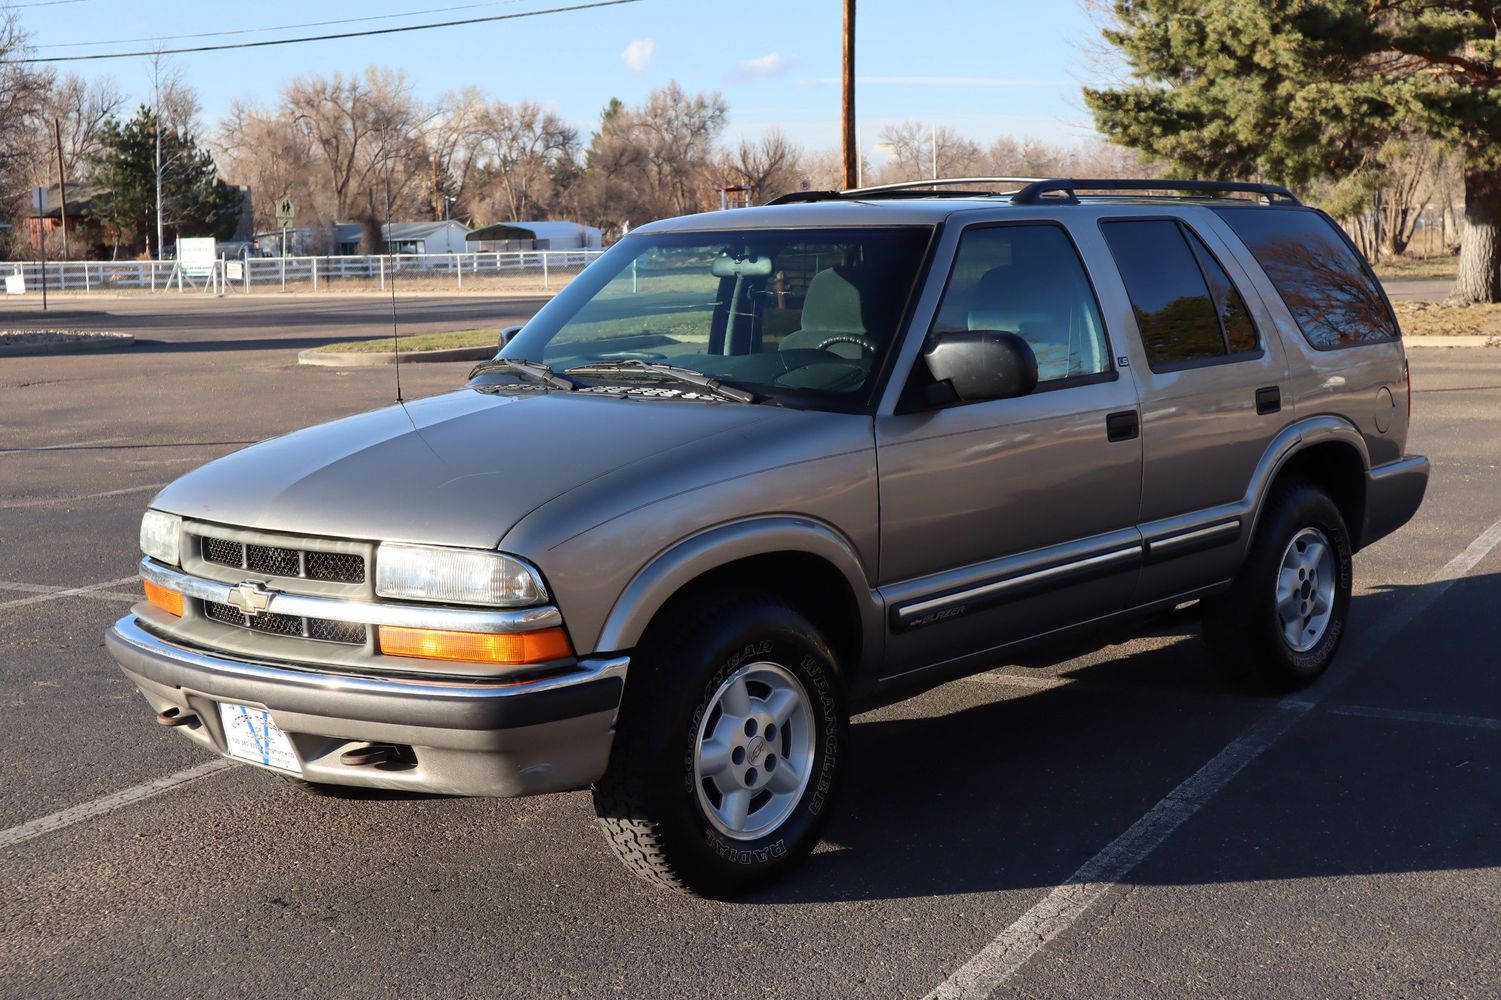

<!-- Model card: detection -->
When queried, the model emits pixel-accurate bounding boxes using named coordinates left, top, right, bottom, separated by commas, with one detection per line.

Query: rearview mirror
left=923, top=330, right=1038, bottom=402
left=711, top=254, right=773, bottom=278
left=498, top=325, right=523, bottom=349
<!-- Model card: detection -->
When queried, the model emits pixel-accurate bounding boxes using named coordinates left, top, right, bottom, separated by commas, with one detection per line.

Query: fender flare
left=592, top=515, right=883, bottom=668
left=1243, top=415, right=1370, bottom=548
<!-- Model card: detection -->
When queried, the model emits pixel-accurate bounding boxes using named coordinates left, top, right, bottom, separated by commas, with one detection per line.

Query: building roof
left=471, top=220, right=598, bottom=241
left=332, top=220, right=470, bottom=244
left=35, top=182, right=110, bottom=219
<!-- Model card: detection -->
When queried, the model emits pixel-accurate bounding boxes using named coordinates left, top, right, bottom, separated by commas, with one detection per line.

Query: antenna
left=384, top=176, right=403, bottom=403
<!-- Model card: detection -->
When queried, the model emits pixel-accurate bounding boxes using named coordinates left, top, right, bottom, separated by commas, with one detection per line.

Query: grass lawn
left=1393, top=301, right=1501, bottom=339
left=309, top=327, right=498, bottom=354
left=1373, top=254, right=1458, bottom=281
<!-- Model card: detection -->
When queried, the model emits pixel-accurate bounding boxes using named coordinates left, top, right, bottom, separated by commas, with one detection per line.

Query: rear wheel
left=1205, top=483, right=1353, bottom=691
left=592, top=591, right=846, bottom=898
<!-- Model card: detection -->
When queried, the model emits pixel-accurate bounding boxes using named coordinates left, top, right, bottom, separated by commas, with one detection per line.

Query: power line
left=7, top=0, right=88, bottom=8
left=34, top=0, right=523, bottom=50
left=7, top=0, right=642, bottom=63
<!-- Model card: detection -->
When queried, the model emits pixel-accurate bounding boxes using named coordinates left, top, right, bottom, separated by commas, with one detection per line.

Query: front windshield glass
left=502, top=226, right=934, bottom=409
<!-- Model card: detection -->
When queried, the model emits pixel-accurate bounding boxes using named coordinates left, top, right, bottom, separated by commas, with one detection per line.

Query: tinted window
left=1211, top=207, right=1398, bottom=348
left=931, top=224, right=1110, bottom=384
left=1185, top=228, right=1259, bottom=354
left=1101, top=220, right=1225, bottom=370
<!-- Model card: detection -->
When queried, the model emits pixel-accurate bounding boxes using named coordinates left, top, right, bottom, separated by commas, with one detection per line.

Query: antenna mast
left=385, top=176, right=403, bottom=403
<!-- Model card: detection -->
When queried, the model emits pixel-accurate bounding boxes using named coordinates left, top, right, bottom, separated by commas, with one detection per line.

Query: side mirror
left=498, top=325, right=523, bottom=349
left=923, top=330, right=1038, bottom=402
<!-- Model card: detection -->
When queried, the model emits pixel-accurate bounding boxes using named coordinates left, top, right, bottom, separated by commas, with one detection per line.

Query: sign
left=5, top=273, right=24, bottom=295
left=31, top=186, right=46, bottom=214
left=178, top=237, right=217, bottom=277
left=275, top=195, right=295, bottom=229
left=225, top=260, right=244, bottom=281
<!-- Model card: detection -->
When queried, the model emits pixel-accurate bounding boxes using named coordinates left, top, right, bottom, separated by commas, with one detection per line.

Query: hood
left=151, top=388, right=781, bottom=549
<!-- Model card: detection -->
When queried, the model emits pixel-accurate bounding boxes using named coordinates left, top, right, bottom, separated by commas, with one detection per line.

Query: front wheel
left=592, top=592, right=846, bottom=898
left=1204, top=483, right=1353, bottom=691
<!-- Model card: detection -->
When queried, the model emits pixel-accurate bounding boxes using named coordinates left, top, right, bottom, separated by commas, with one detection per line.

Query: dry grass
left=1373, top=254, right=1458, bottom=282
left=308, top=328, right=498, bottom=354
left=1392, top=300, right=1501, bottom=339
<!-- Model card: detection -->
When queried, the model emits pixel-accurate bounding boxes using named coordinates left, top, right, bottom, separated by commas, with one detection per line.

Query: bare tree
left=718, top=129, right=802, bottom=204
left=424, top=87, right=488, bottom=220
left=631, top=82, right=729, bottom=216
left=877, top=121, right=983, bottom=182
left=0, top=13, right=57, bottom=254
left=216, top=101, right=326, bottom=231
left=475, top=99, right=579, bottom=222
left=22, top=74, right=124, bottom=186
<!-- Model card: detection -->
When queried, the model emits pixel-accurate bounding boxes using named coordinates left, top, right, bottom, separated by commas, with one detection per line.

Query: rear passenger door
left=1097, top=214, right=1291, bottom=601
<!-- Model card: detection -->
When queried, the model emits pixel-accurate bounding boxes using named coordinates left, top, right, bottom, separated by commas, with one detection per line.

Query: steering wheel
left=816, top=334, right=877, bottom=356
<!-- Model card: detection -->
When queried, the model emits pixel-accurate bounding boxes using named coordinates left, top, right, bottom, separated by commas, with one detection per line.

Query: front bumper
left=107, top=616, right=626, bottom=797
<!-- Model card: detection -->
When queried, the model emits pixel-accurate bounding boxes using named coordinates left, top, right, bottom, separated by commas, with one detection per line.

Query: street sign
left=31, top=186, right=46, bottom=214
left=179, top=237, right=217, bottom=278
left=275, top=195, right=295, bottom=229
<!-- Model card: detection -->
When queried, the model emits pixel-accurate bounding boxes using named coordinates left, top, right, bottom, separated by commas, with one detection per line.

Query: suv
left=108, top=178, right=1428, bottom=898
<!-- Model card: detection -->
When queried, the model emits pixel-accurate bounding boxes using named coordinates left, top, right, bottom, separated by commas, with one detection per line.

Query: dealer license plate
left=217, top=702, right=302, bottom=774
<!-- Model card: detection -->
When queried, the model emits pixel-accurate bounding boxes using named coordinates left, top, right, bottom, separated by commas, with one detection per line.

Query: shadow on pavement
left=748, top=574, right=1501, bottom=905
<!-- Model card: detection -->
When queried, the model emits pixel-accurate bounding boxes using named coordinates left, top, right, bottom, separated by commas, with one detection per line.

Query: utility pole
left=841, top=0, right=857, bottom=190
left=153, top=56, right=164, bottom=262
left=53, top=119, right=70, bottom=259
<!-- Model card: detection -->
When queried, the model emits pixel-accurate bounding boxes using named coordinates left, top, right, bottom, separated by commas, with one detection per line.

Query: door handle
left=1256, top=386, right=1282, bottom=415
left=1106, top=410, right=1139, bottom=442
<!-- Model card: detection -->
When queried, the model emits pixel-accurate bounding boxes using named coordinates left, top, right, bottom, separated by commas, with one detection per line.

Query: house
left=467, top=221, right=603, bottom=252
left=24, top=181, right=109, bottom=253
left=333, top=220, right=471, bottom=255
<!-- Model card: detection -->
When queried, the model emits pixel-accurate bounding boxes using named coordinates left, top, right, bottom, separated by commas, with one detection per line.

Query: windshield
left=502, top=226, right=934, bottom=410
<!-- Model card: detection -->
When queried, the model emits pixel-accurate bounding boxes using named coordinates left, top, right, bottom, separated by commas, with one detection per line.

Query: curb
left=1403, top=336, right=1501, bottom=348
left=0, top=332, right=134, bottom=357
left=298, top=345, right=495, bottom=367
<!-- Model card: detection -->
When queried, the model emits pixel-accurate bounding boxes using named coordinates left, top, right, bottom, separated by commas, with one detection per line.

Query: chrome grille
left=197, top=534, right=366, bottom=584
left=202, top=599, right=366, bottom=646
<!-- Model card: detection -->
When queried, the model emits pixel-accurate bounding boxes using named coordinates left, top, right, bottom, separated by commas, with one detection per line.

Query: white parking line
left=0, top=576, right=139, bottom=612
left=0, top=435, right=127, bottom=456
left=1314, top=702, right=1501, bottom=733
left=0, top=581, right=140, bottom=602
left=925, top=513, right=1501, bottom=1000
left=0, top=483, right=165, bottom=509
left=0, top=760, right=235, bottom=851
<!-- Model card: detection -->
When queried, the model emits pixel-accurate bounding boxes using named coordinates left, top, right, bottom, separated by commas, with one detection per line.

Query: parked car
left=108, top=178, right=1428, bottom=897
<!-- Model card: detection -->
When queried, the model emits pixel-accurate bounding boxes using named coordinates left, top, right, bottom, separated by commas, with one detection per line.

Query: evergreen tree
left=1086, top=1, right=1501, bottom=303
left=92, top=104, right=239, bottom=256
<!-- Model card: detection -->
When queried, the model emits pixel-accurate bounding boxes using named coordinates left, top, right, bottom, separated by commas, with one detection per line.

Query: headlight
left=375, top=543, right=548, bottom=607
left=139, top=510, right=182, bottom=566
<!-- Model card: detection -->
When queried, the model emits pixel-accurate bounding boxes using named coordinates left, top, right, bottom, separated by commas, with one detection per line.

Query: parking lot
left=2, top=296, right=1498, bottom=999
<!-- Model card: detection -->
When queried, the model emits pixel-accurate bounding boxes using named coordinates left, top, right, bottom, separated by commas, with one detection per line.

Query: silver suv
left=108, top=178, right=1429, bottom=897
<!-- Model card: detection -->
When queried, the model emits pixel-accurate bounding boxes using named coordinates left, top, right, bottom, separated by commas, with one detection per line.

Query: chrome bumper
left=107, top=616, right=627, bottom=797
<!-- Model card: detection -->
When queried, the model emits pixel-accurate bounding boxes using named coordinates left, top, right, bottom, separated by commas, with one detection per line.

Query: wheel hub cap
left=693, top=661, right=815, bottom=841
left=1275, top=527, right=1336, bottom=652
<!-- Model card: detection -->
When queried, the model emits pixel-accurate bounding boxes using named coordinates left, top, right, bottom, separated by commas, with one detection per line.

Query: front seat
left=967, top=262, right=1072, bottom=381
left=779, top=266, right=879, bottom=360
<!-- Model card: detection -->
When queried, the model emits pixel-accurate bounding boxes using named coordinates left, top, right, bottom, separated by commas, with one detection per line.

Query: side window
left=930, top=224, right=1110, bottom=385
left=1101, top=219, right=1258, bottom=372
left=1211, top=206, right=1398, bottom=348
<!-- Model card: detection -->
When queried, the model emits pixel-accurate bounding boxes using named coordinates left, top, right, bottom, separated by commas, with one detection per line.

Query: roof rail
left=768, top=177, right=1044, bottom=206
left=1009, top=178, right=1300, bottom=206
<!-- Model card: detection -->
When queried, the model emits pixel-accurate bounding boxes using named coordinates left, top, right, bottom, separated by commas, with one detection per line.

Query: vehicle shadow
left=747, top=574, right=1501, bottom=905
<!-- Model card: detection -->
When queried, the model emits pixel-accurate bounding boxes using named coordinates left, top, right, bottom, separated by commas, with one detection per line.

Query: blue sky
left=16, top=0, right=1114, bottom=154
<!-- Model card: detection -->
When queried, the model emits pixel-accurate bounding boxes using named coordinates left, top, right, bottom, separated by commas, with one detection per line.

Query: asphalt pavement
left=1, top=296, right=1498, bottom=999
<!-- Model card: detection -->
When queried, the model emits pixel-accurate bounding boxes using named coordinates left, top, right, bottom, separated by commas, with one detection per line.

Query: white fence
left=1, top=249, right=605, bottom=295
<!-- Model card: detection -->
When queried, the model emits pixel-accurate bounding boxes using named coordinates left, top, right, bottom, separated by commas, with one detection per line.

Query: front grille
left=203, top=599, right=366, bottom=646
left=197, top=535, right=366, bottom=584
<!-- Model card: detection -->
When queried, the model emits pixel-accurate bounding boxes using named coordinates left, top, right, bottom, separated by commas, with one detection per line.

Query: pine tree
left=1086, top=1, right=1501, bottom=303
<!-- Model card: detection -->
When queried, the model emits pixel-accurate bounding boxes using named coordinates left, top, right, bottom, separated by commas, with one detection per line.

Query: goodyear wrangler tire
left=591, top=591, right=846, bottom=898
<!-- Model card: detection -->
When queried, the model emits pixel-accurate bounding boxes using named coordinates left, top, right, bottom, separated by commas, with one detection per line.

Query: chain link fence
left=0, top=250, right=605, bottom=296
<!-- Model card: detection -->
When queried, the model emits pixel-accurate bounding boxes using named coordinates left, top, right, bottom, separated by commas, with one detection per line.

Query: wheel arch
left=594, top=517, right=883, bottom=692
left=1249, top=417, right=1371, bottom=551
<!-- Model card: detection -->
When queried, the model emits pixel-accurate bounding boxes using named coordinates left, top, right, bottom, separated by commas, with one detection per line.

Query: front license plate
left=217, top=702, right=302, bottom=774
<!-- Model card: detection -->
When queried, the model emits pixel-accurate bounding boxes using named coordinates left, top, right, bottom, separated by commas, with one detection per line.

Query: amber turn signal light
left=144, top=580, right=184, bottom=617
left=377, top=625, right=573, bottom=665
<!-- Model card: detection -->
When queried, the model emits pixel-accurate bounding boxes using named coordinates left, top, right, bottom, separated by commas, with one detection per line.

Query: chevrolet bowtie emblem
left=227, top=581, right=275, bottom=617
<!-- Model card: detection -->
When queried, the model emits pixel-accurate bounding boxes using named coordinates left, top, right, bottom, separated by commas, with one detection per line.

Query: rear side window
left=1100, top=219, right=1260, bottom=371
left=1211, top=207, right=1398, bottom=348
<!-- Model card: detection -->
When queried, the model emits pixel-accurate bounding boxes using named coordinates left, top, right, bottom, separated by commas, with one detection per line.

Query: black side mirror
left=498, top=325, right=523, bottom=349
left=923, top=330, right=1039, bottom=402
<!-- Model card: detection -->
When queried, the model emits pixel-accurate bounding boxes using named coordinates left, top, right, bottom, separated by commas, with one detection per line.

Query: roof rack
left=1009, top=178, right=1299, bottom=206
left=769, top=177, right=1043, bottom=206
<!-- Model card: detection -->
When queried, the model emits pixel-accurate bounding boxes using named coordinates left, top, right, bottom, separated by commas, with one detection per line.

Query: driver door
left=875, top=222, right=1143, bottom=682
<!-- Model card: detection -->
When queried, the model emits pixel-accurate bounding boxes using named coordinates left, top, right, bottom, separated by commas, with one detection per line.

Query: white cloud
left=739, top=52, right=786, bottom=78
left=621, top=39, right=655, bottom=72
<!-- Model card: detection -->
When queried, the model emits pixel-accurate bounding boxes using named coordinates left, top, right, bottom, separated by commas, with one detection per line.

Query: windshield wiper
left=468, top=358, right=580, bottom=391
left=562, top=360, right=759, bottom=403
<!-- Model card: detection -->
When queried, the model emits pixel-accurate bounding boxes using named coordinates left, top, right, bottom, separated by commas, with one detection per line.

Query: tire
left=592, top=591, right=847, bottom=898
left=1204, top=482, right=1353, bottom=691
